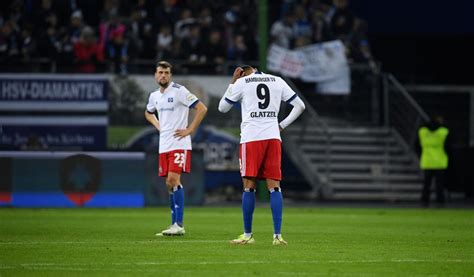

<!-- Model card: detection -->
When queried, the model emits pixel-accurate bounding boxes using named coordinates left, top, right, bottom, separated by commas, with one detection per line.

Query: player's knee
left=266, top=179, right=280, bottom=190
left=242, top=178, right=257, bottom=189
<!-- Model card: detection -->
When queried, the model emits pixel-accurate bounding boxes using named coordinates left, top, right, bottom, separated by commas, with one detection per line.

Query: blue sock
left=242, top=189, right=256, bottom=234
left=270, top=188, right=283, bottom=234
left=168, top=192, right=176, bottom=225
left=174, top=185, right=184, bottom=226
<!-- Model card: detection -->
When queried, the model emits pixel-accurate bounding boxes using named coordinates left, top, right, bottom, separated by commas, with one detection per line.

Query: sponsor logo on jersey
left=250, top=111, right=277, bottom=118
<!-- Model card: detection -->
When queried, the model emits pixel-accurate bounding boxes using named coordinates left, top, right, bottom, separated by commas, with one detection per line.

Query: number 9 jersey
left=222, top=72, right=298, bottom=143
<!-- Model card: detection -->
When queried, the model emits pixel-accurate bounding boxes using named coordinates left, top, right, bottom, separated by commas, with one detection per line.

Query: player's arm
left=279, top=97, right=305, bottom=131
left=145, top=93, right=160, bottom=131
left=218, top=84, right=236, bottom=113
left=174, top=101, right=207, bottom=139
left=219, top=67, right=244, bottom=113
left=145, top=110, right=160, bottom=131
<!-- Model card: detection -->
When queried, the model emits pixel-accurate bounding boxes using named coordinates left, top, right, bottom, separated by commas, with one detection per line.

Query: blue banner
left=0, top=74, right=108, bottom=150
left=0, top=124, right=106, bottom=150
left=0, top=152, right=146, bottom=207
left=0, top=74, right=107, bottom=102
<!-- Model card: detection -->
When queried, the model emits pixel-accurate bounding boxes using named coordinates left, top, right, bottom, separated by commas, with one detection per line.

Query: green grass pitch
left=1, top=207, right=473, bottom=276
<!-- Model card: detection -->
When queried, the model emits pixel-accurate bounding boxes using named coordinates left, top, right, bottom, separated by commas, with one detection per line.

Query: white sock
left=273, top=234, right=281, bottom=239
left=244, top=232, right=252, bottom=238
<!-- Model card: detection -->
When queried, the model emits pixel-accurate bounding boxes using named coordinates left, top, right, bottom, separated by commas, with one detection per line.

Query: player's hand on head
left=231, top=67, right=244, bottom=84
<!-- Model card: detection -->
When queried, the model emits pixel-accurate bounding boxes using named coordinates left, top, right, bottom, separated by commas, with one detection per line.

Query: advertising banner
left=0, top=74, right=108, bottom=150
left=0, top=152, right=146, bottom=207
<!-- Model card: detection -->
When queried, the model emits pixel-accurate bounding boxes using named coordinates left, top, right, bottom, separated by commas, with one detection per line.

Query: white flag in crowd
left=267, top=40, right=350, bottom=95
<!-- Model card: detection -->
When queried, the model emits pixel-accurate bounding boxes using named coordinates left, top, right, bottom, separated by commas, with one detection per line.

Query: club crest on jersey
left=168, top=97, right=173, bottom=102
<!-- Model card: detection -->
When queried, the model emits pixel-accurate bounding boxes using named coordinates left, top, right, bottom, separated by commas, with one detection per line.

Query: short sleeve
left=225, top=79, right=244, bottom=103
left=146, top=92, right=156, bottom=113
left=177, top=86, right=199, bottom=108
left=280, top=77, right=297, bottom=103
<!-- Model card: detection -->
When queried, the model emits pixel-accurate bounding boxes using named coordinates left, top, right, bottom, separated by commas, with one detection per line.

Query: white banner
left=267, top=40, right=350, bottom=95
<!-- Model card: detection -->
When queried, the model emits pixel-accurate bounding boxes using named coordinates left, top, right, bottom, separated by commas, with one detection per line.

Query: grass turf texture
left=1, top=207, right=473, bottom=276
left=108, top=126, right=146, bottom=147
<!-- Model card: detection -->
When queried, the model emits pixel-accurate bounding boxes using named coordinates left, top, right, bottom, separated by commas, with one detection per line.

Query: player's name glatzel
left=250, top=111, right=277, bottom=118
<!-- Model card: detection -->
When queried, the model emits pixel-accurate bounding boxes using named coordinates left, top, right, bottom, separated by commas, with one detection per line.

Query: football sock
left=168, top=191, right=176, bottom=225
left=270, top=187, right=283, bottom=235
left=173, top=185, right=184, bottom=227
left=242, top=188, right=256, bottom=234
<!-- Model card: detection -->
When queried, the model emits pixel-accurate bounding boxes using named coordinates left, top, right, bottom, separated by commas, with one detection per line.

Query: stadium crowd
left=0, top=0, right=374, bottom=74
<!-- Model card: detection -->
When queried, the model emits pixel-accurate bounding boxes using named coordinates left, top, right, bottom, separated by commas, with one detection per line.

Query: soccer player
left=145, top=61, right=208, bottom=236
left=218, top=65, right=305, bottom=245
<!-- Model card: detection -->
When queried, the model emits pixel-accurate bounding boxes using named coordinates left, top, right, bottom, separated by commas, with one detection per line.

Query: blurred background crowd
left=0, top=0, right=374, bottom=74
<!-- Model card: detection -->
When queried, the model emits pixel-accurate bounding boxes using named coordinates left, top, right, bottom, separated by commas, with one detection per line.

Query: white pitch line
left=9, top=259, right=473, bottom=268
left=0, top=240, right=226, bottom=245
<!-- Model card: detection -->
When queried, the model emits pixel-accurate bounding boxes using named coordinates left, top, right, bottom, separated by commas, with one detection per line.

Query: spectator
left=1, top=0, right=373, bottom=74
left=128, top=8, right=147, bottom=59
left=0, top=20, right=21, bottom=63
left=179, top=24, right=205, bottom=63
left=98, top=14, right=126, bottom=58
left=227, top=33, right=248, bottom=63
left=107, top=29, right=129, bottom=75
left=270, top=12, right=295, bottom=49
left=73, top=26, right=104, bottom=73
left=33, top=0, right=56, bottom=32
left=56, top=28, right=75, bottom=71
left=36, top=21, right=60, bottom=60
left=174, top=8, right=196, bottom=40
left=203, top=29, right=226, bottom=73
left=154, top=0, right=179, bottom=28
left=310, top=6, right=333, bottom=43
left=156, top=24, right=173, bottom=60
left=293, top=4, right=312, bottom=38
left=69, top=10, right=84, bottom=45
left=197, top=7, right=213, bottom=39
left=133, top=0, right=152, bottom=22
left=347, top=18, right=377, bottom=72
left=19, top=24, right=35, bottom=62
left=330, top=0, right=355, bottom=42
left=140, top=22, right=156, bottom=59
left=101, top=0, right=121, bottom=21
left=6, top=0, right=25, bottom=27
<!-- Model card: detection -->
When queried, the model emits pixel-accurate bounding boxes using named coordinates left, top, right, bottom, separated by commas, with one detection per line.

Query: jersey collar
left=160, top=81, right=174, bottom=94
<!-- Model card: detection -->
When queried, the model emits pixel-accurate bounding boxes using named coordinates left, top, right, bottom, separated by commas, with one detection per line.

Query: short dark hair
left=239, top=65, right=252, bottom=71
left=156, top=61, right=172, bottom=72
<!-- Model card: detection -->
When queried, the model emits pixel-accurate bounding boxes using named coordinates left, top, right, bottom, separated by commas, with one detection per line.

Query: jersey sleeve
left=225, top=79, right=244, bottom=103
left=280, top=78, right=298, bottom=104
left=146, top=92, right=156, bottom=113
left=177, top=86, right=200, bottom=108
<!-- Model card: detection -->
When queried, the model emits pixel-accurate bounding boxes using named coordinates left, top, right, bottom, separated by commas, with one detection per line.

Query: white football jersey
left=146, top=82, right=199, bottom=153
left=224, top=72, right=297, bottom=143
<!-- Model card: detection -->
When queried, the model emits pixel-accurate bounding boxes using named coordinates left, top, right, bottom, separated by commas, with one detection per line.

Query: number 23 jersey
left=224, top=72, right=297, bottom=143
left=146, top=82, right=199, bottom=153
